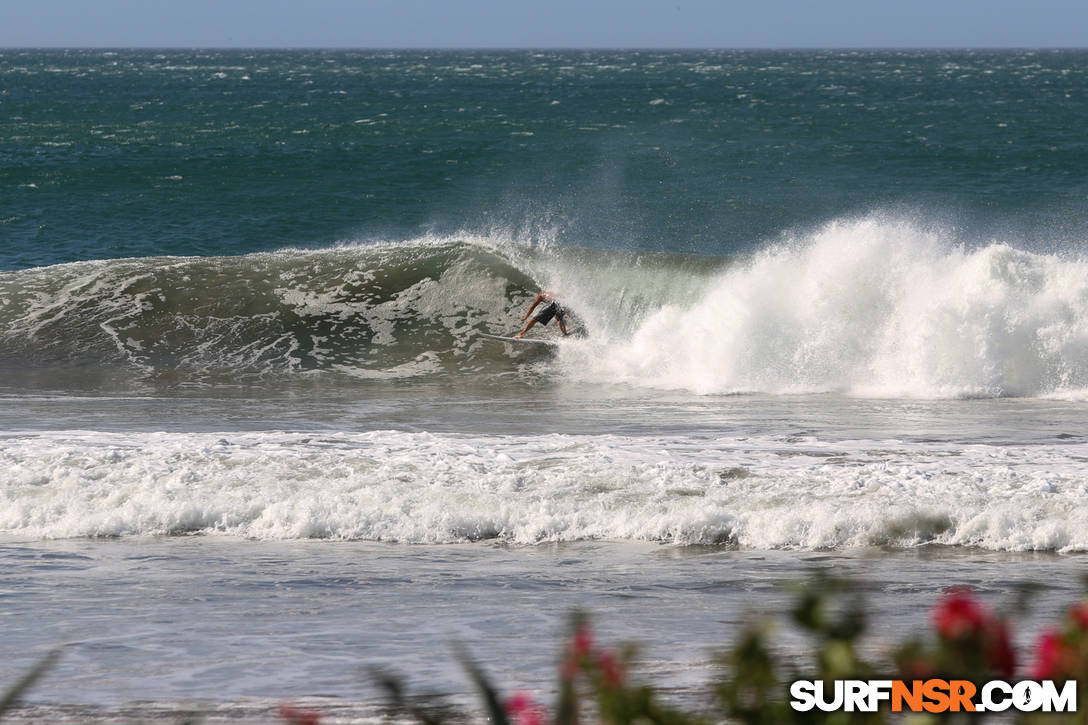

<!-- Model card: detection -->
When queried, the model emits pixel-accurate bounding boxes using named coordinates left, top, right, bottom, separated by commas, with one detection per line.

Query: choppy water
left=2, top=49, right=1087, bottom=715
left=4, top=49, right=1088, bottom=268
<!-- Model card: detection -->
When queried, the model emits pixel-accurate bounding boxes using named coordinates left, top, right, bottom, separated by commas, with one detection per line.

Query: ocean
left=2, top=49, right=1088, bottom=721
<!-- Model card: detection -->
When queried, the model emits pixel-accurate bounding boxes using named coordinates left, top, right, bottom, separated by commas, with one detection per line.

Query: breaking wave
left=565, top=215, right=1088, bottom=398
left=4, top=214, right=1088, bottom=397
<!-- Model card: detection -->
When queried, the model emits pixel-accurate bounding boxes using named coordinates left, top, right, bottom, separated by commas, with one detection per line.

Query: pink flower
left=506, top=691, right=534, bottom=714
left=986, top=619, right=1016, bottom=679
left=933, top=589, right=988, bottom=640
left=932, top=589, right=1016, bottom=676
left=506, top=691, right=546, bottom=725
left=561, top=625, right=594, bottom=681
left=571, top=626, right=593, bottom=658
left=596, top=650, right=624, bottom=690
left=1030, top=629, right=1079, bottom=680
left=278, top=703, right=321, bottom=725
left=1032, top=630, right=1065, bottom=679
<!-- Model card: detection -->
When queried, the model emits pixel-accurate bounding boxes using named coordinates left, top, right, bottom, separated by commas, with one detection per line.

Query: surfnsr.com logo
left=790, top=679, right=1077, bottom=713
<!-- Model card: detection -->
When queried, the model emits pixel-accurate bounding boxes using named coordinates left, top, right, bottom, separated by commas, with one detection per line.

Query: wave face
left=0, top=239, right=548, bottom=386
left=567, top=216, right=1088, bottom=398
left=3, top=429, right=1085, bottom=551
left=4, top=216, right=1088, bottom=398
left=0, top=234, right=721, bottom=389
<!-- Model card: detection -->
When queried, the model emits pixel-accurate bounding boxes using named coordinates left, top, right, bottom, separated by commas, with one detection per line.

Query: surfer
left=516, top=290, right=568, bottom=338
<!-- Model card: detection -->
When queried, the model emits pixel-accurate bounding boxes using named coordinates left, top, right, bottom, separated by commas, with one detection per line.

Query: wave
left=0, top=237, right=547, bottom=386
left=3, top=429, right=1085, bottom=551
left=0, top=233, right=722, bottom=388
left=3, top=215, right=1088, bottom=397
left=564, top=215, right=1088, bottom=398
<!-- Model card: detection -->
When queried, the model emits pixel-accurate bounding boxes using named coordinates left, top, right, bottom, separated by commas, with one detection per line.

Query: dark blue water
left=4, top=49, right=1088, bottom=270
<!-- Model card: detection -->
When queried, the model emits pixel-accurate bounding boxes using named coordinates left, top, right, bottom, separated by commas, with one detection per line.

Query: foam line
left=2, top=429, right=1086, bottom=551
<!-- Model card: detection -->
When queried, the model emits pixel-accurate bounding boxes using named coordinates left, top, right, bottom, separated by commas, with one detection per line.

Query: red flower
left=278, top=703, right=321, bottom=725
left=571, top=626, right=593, bottom=658
left=932, top=589, right=1016, bottom=676
left=506, top=691, right=546, bottom=725
left=986, top=619, right=1016, bottom=679
left=506, top=691, right=534, bottom=714
left=1030, top=629, right=1079, bottom=680
left=933, top=589, right=988, bottom=640
left=597, top=650, right=625, bottom=690
left=561, top=625, right=594, bottom=681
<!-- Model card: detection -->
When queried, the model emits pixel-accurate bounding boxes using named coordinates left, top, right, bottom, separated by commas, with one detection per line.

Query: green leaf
left=454, top=644, right=510, bottom=725
left=0, top=648, right=62, bottom=717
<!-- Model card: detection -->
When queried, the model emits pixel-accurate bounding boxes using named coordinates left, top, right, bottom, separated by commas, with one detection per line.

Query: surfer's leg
left=515, top=319, right=538, bottom=338
left=518, top=304, right=556, bottom=338
left=553, top=307, right=568, bottom=336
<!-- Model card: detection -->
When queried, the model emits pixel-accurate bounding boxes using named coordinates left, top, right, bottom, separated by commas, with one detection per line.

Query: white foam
left=3, top=429, right=1086, bottom=551
left=561, top=215, right=1088, bottom=398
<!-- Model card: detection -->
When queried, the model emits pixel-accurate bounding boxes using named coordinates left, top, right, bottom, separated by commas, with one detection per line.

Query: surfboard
left=479, top=332, right=559, bottom=348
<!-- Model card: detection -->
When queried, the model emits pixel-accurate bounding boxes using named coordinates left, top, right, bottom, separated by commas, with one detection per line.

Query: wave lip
left=3, top=429, right=1087, bottom=552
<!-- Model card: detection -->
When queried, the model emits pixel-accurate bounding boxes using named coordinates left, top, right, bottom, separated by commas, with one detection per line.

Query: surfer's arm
left=520, top=293, right=545, bottom=321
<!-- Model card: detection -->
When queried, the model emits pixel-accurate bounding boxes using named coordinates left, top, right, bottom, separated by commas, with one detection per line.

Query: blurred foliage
left=4, top=575, right=1087, bottom=724
left=374, top=574, right=1088, bottom=725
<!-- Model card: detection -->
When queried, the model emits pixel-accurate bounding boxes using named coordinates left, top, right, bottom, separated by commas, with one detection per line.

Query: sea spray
left=565, top=216, right=1088, bottom=398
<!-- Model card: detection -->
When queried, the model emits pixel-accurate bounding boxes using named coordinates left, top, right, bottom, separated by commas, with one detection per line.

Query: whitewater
left=3, top=426, right=1087, bottom=551
left=583, top=221, right=1088, bottom=398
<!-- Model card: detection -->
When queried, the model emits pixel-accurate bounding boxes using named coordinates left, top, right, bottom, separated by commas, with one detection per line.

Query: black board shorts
left=534, top=302, right=565, bottom=326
